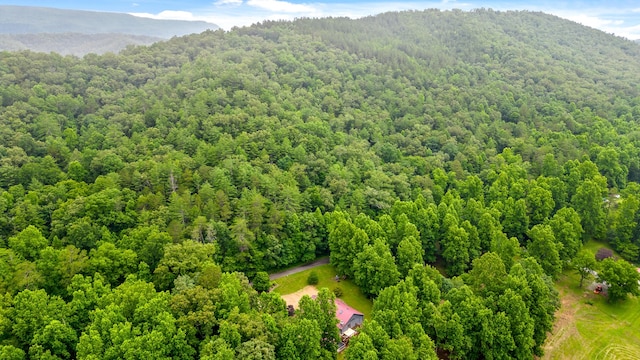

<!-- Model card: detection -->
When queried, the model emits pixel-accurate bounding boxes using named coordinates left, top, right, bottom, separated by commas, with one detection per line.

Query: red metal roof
left=335, top=298, right=363, bottom=329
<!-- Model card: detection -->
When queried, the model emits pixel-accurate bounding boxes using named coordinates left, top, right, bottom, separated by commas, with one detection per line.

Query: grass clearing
left=271, top=263, right=373, bottom=318
left=543, top=265, right=640, bottom=359
left=582, top=239, right=622, bottom=257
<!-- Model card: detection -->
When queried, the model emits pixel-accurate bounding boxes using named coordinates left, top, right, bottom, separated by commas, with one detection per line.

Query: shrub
left=333, top=286, right=343, bottom=297
left=596, top=248, right=613, bottom=261
left=253, top=271, right=271, bottom=292
left=307, top=271, right=319, bottom=285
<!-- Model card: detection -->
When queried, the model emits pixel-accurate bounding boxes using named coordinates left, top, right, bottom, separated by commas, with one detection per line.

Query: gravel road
left=269, top=257, right=330, bottom=280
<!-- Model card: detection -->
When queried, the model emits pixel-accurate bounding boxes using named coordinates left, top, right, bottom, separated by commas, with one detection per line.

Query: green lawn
left=582, top=239, right=620, bottom=257
left=581, top=239, right=639, bottom=266
left=271, top=263, right=373, bottom=319
left=543, top=243, right=640, bottom=359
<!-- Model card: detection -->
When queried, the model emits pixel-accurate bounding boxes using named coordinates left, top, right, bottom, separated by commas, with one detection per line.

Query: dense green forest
left=1, top=8, right=640, bottom=360
left=0, top=33, right=163, bottom=57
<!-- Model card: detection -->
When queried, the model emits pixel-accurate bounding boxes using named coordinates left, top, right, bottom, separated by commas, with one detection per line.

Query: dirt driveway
left=269, top=257, right=329, bottom=280
left=280, top=285, right=318, bottom=309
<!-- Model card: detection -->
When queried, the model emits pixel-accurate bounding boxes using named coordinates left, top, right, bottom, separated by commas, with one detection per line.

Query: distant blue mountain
left=0, top=5, right=218, bottom=55
left=0, top=5, right=218, bottom=38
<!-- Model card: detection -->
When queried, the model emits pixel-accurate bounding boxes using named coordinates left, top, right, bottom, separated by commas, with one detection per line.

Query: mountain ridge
left=0, top=5, right=218, bottom=56
left=0, top=33, right=164, bottom=57
left=0, top=5, right=218, bottom=38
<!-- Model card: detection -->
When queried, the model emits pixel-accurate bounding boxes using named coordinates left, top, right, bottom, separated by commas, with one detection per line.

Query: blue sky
left=3, top=0, right=640, bottom=39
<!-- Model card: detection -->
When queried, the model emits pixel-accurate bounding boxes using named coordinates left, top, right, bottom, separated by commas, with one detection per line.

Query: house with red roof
left=335, top=298, right=364, bottom=334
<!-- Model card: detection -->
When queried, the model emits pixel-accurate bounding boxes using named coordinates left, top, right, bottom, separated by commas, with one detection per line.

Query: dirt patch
left=543, top=291, right=580, bottom=356
left=280, top=285, right=318, bottom=309
left=543, top=283, right=600, bottom=358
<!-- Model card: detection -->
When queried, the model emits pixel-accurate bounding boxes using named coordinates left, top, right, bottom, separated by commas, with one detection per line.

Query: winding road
left=269, top=257, right=330, bottom=280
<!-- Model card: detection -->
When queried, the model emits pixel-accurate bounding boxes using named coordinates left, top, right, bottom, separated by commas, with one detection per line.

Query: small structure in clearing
left=279, top=286, right=364, bottom=352
left=336, top=298, right=363, bottom=352
left=336, top=298, right=364, bottom=334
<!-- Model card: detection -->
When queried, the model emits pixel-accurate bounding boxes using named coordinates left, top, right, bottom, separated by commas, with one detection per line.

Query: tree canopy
left=1, top=8, right=640, bottom=359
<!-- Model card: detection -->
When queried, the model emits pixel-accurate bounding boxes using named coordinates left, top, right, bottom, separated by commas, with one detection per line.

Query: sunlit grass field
left=543, top=241, right=640, bottom=359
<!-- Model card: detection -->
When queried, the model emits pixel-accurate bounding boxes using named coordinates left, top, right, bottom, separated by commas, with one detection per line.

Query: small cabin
left=335, top=298, right=364, bottom=334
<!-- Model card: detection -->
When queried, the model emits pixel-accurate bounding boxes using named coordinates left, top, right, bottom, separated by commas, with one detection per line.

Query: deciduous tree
left=598, top=258, right=640, bottom=302
left=354, top=239, right=400, bottom=297
left=527, top=225, right=562, bottom=279
left=572, top=249, right=597, bottom=287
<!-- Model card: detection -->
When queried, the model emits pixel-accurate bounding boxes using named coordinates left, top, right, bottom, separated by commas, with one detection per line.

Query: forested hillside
left=0, top=33, right=163, bottom=57
left=1, top=8, right=640, bottom=359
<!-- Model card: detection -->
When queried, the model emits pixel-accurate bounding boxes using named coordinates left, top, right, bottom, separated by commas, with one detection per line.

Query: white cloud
left=606, top=23, right=640, bottom=40
left=246, top=0, right=317, bottom=13
left=214, top=0, right=243, bottom=6
left=206, top=13, right=294, bottom=29
left=307, top=1, right=474, bottom=20
left=131, top=10, right=201, bottom=21
left=131, top=9, right=295, bottom=29
left=560, top=13, right=623, bottom=28
left=550, top=9, right=640, bottom=40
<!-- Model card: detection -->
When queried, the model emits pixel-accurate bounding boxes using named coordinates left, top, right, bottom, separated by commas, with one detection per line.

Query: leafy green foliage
left=252, top=271, right=271, bottom=292
left=8, top=226, right=48, bottom=261
left=76, top=277, right=195, bottom=360
left=0, top=346, right=26, bottom=360
left=298, top=288, right=340, bottom=355
left=307, top=271, right=319, bottom=285
left=598, top=258, right=640, bottom=302
left=235, top=339, right=275, bottom=360
left=527, top=224, right=563, bottom=279
left=572, top=249, right=597, bottom=287
left=610, top=189, right=640, bottom=262
left=1, top=8, right=639, bottom=360
left=353, top=239, right=400, bottom=297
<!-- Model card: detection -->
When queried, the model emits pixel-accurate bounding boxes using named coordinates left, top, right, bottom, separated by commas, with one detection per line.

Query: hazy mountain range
left=0, top=5, right=218, bottom=56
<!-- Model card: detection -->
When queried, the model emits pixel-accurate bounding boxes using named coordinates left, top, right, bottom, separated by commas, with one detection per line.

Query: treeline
left=1, top=8, right=640, bottom=359
left=0, top=33, right=163, bottom=57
